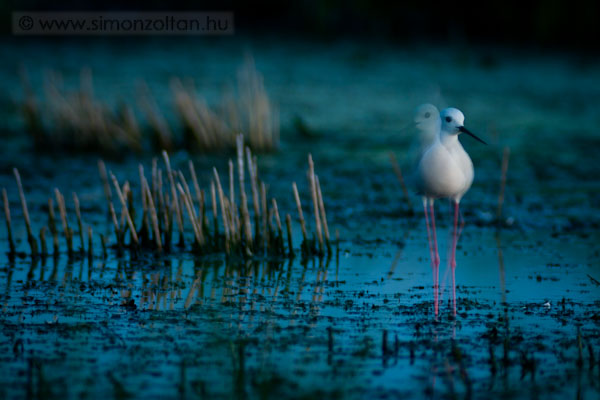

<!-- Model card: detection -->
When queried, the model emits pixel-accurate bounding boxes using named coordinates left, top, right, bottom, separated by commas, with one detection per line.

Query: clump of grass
left=171, top=57, right=278, bottom=152
left=292, top=155, right=331, bottom=258
left=3, top=136, right=331, bottom=261
left=20, top=59, right=278, bottom=155
left=21, top=68, right=141, bottom=154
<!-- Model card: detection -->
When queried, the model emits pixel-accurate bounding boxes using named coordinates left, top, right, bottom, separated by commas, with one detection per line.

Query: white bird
left=416, top=107, right=486, bottom=316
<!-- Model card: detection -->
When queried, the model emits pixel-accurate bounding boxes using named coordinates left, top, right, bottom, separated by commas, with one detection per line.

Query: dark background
left=2, top=0, right=599, bottom=51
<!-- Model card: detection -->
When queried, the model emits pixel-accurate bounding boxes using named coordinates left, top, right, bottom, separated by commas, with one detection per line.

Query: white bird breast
left=417, top=141, right=473, bottom=200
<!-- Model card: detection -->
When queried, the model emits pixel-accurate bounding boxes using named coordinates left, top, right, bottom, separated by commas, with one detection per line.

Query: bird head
left=413, top=103, right=440, bottom=132
left=440, top=108, right=486, bottom=144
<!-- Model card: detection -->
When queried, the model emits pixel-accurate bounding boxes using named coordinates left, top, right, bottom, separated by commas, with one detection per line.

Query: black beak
left=458, top=126, right=487, bottom=144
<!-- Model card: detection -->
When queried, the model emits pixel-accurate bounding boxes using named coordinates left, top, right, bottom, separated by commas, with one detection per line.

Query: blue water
left=1, top=38, right=599, bottom=399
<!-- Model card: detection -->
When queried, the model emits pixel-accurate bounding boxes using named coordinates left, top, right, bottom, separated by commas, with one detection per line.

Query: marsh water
left=1, top=39, right=599, bottom=399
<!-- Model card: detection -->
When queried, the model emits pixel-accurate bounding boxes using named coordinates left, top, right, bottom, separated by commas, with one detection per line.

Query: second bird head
left=414, top=103, right=440, bottom=132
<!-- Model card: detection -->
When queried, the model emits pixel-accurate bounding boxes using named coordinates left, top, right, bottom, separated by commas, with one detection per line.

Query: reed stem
left=316, top=175, right=331, bottom=253
left=308, top=155, right=323, bottom=253
left=110, top=173, right=139, bottom=246
left=292, top=182, right=308, bottom=245
left=260, top=182, right=268, bottom=252
left=55, top=188, right=73, bottom=256
left=389, top=152, right=412, bottom=209
left=87, top=226, right=93, bottom=259
left=211, top=181, right=218, bottom=246
left=162, top=151, right=184, bottom=244
left=2, top=188, right=16, bottom=255
left=237, top=135, right=253, bottom=252
left=14, top=169, right=38, bottom=256
left=142, top=177, right=162, bottom=251
left=213, top=168, right=230, bottom=253
left=272, top=198, right=284, bottom=254
left=100, top=234, right=107, bottom=258
left=39, top=226, right=47, bottom=255
left=177, top=183, right=205, bottom=248
left=47, top=198, right=59, bottom=254
left=73, top=192, right=85, bottom=252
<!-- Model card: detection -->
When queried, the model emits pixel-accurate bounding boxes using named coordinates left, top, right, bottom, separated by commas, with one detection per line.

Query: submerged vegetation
left=19, top=58, right=278, bottom=155
left=2, top=135, right=331, bottom=261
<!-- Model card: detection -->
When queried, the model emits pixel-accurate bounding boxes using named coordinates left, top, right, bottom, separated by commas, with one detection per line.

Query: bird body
left=417, top=126, right=473, bottom=203
left=417, top=108, right=480, bottom=203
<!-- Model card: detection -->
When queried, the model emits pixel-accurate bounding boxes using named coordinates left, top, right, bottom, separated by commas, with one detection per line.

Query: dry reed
left=14, top=169, right=38, bottom=256
left=389, top=152, right=412, bottom=209
left=3, top=140, right=332, bottom=260
left=47, top=198, right=59, bottom=254
left=2, top=188, right=16, bottom=255
left=73, top=193, right=85, bottom=252
left=54, top=188, right=73, bottom=256
left=21, top=68, right=142, bottom=154
left=308, top=155, right=324, bottom=253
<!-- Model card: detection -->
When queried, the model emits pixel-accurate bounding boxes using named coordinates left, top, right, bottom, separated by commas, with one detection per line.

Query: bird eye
left=424, top=112, right=431, bottom=118
left=445, top=116, right=452, bottom=123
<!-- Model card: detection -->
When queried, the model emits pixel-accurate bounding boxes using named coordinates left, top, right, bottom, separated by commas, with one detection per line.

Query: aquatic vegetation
left=19, top=58, right=278, bottom=155
left=21, top=68, right=142, bottom=154
left=171, top=57, right=279, bottom=152
left=2, top=135, right=331, bottom=261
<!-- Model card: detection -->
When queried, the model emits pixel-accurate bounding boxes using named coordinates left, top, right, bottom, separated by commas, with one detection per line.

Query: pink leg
left=450, top=201, right=459, bottom=316
left=423, top=200, right=435, bottom=269
left=429, top=202, right=440, bottom=318
left=430, top=202, right=440, bottom=268
left=423, top=200, right=438, bottom=318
